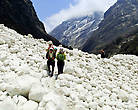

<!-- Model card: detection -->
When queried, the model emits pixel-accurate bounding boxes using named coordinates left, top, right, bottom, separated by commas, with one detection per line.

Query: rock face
left=0, top=0, right=60, bottom=45
left=50, top=12, right=103, bottom=48
left=82, top=0, right=138, bottom=55
left=103, top=29, right=138, bottom=56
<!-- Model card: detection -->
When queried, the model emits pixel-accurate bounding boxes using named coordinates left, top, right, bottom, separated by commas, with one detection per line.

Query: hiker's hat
left=59, top=48, right=64, bottom=53
left=49, top=48, right=53, bottom=51
left=48, top=41, right=53, bottom=45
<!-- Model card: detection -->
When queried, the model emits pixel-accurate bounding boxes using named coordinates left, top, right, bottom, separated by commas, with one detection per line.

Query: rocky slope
left=103, top=28, right=138, bottom=57
left=0, top=0, right=60, bottom=45
left=50, top=12, right=103, bottom=48
left=82, top=0, right=138, bottom=55
left=0, top=24, right=138, bottom=110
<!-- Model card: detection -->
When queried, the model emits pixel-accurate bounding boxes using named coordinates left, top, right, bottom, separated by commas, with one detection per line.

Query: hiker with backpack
left=46, top=41, right=57, bottom=54
left=46, top=41, right=56, bottom=77
left=56, top=48, right=66, bottom=79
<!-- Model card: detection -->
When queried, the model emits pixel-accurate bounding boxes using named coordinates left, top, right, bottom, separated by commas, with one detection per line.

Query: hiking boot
left=47, top=71, right=51, bottom=76
left=55, top=74, right=58, bottom=80
left=50, top=72, right=53, bottom=77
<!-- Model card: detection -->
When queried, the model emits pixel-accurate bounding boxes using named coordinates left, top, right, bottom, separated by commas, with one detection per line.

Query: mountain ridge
left=50, top=12, right=103, bottom=48
left=82, top=0, right=138, bottom=55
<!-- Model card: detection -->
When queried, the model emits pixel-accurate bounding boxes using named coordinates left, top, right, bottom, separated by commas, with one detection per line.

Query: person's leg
left=57, top=61, right=60, bottom=75
left=61, top=61, right=65, bottom=74
left=51, top=61, right=55, bottom=77
left=47, top=60, right=51, bottom=73
left=55, top=61, right=61, bottom=80
left=58, top=61, right=63, bottom=75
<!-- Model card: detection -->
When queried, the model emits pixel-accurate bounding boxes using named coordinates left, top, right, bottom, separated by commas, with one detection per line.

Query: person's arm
left=64, top=54, right=66, bottom=60
left=46, top=52, right=49, bottom=59
left=53, top=52, right=56, bottom=59
left=56, top=53, right=59, bottom=60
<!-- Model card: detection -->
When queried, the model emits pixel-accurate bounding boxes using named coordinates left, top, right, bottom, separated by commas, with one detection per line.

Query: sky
left=31, top=0, right=117, bottom=33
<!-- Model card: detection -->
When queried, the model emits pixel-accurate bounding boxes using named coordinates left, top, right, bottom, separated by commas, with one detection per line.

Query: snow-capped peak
left=50, top=11, right=104, bottom=48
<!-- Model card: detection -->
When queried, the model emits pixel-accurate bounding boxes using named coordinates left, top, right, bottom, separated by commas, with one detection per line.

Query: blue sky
left=30, top=0, right=117, bottom=33
left=30, top=0, right=76, bottom=21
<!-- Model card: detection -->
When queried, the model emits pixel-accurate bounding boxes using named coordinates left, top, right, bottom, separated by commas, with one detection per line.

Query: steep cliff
left=0, top=0, right=60, bottom=45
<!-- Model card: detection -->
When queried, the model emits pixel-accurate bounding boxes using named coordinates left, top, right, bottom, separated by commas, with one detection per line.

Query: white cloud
left=44, top=0, right=117, bottom=33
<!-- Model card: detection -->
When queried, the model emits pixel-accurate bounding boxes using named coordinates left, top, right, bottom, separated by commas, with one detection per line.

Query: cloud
left=44, top=0, right=117, bottom=33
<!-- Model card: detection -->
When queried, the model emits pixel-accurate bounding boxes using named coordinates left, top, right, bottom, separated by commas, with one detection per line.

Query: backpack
left=46, top=49, right=56, bottom=60
left=57, top=53, right=65, bottom=61
left=49, top=51, right=54, bottom=58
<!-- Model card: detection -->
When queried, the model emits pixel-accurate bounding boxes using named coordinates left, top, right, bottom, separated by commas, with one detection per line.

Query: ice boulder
left=22, top=100, right=38, bottom=110
left=0, top=51, right=8, bottom=62
left=127, top=104, right=136, bottom=110
left=75, top=104, right=86, bottom=110
left=17, top=95, right=27, bottom=106
left=0, top=97, right=18, bottom=110
left=0, top=38, right=5, bottom=45
left=5, top=75, right=40, bottom=97
left=64, top=66, right=75, bottom=74
left=102, top=105, right=112, bottom=110
left=29, top=84, right=46, bottom=102
left=16, top=64, right=31, bottom=75
left=117, top=90, right=129, bottom=102
left=39, top=91, right=67, bottom=110
left=10, top=45, right=20, bottom=53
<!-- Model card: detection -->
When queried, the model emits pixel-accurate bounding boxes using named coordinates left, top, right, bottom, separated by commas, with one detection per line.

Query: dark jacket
left=101, top=52, right=105, bottom=58
left=46, top=51, right=56, bottom=61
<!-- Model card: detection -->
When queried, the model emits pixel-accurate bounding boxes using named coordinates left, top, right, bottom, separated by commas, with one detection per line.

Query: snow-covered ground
left=0, top=24, right=138, bottom=110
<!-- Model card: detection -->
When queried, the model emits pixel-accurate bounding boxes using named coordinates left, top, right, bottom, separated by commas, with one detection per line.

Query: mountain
left=50, top=12, right=103, bottom=48
left=0, top=0, right=60, bottom=45
left=0, top=24, right=137, bottom=110
left=103, top=28, right=138, bottom=57
left=82, top=0, right=138, bottom=56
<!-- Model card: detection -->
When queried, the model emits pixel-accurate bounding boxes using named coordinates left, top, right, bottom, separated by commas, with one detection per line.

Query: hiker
left=46, top=47, right=56, bottom=77
left=56, top=48, right=66, bottom=79
left=46, top=41, right=57, bottom=53
left=99, top=49, right=105, bottom=58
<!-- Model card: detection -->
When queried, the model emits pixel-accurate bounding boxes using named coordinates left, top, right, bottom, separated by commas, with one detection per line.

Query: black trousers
left=47, top=59, right=55, bottom=74
left=57, top=61, right=64, bottom=75
left=101, top=53, right=105, bottom=58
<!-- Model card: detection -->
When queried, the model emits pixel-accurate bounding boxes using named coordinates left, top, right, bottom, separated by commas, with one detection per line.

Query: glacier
left=0, top=24, right=137, bottom=110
